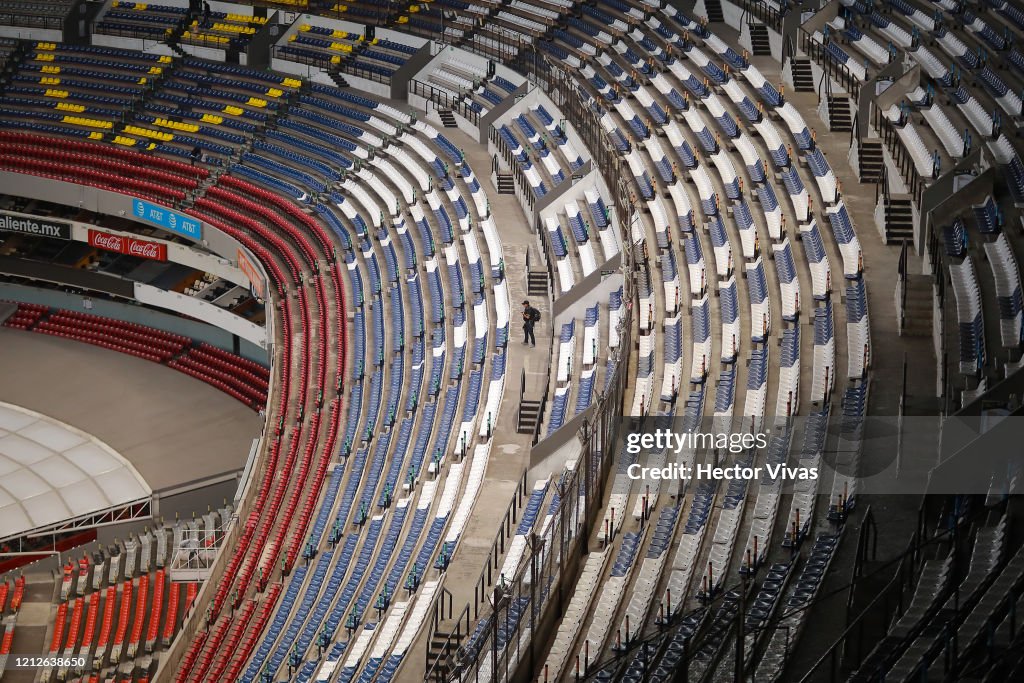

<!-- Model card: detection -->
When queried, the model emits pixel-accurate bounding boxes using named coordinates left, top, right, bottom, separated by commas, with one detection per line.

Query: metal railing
left=874, top=106, right=927, bottom=205
left=742, top=0, right=783, bottom=30
left=422, top=30, right=643, bottom=683
left=338, top=59, right=394, bottom=86
left=2, top=11, right=67, bottom=31
left=799, top=27, right=861, bottom=100
left=424, top=471, right=530, bottom=679
left=91, top=22, right=176, bottom=42
left=488, top=128, right=536, bottom=212
left=271, top=44, right=335, bottom=71
left=409, top=79, right=481, bottom=126
left=897, top=237, right=908, bottom=334
left=423, top=347, right=629, bottom=681
left=798, top=496, right=999, bottom=682
left=423, top=248, right=636, bottom=681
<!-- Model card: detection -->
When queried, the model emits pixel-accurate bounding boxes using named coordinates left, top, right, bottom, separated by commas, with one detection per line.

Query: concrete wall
left=134, top=283, right=266, bottom=348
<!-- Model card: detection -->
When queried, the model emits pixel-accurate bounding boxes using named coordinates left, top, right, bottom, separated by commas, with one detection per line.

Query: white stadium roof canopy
left=0, top=402, right=151, bottom=542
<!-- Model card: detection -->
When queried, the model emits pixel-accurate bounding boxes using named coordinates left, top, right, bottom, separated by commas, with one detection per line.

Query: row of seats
left=534, top=2, right=868, bottom=678
left=0, top=114, right=344, bottom=683
left=2, top=300, right=269, bottom=411
left=171, top=47, right=513, bottom=681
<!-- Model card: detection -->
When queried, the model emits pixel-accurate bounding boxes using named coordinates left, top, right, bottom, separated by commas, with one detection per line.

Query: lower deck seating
left=3, top=303, right=269, bottom=410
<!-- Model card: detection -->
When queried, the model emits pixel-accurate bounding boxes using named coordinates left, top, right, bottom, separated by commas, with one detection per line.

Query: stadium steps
left=902, top=274, right=934, bottom=338
left=884, top=193, right=914, bottom=243
left=705, top=0, right=725, bottom=24
left=438, top=109, right=458, bottom=128
left=828, top=95, right=853, bottom=133
left=517, top=399, right=542, bottom=434
left=791, top=57, right=814, bottom=92
left=858, top=139, right=884, bottom=184
left=496, top=173, right=515, bottom=194
left=528, top=269, right=548, bottom=297
left=328, top=70, right=351, bottom=90
left=750, top=24, right=771, bottom=56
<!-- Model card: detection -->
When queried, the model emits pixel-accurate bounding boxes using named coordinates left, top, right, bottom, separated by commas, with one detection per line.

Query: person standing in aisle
left=522, top=300, right=540, bottom=347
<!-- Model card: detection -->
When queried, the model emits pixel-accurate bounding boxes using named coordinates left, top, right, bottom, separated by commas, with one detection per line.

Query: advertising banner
left=130, top=198, right=202, bottom=240
left=236, top=248, right=265, bottom=300
left=0, top=211, right=71, bottom=240
left=88, top=229, right=168, bottom=261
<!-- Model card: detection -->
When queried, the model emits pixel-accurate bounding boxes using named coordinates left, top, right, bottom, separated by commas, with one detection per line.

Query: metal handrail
left=800, top=27, right=861, bottom=100
left=409, top=79, right=480, bottom=126
left=4, top=11, right=66, bottom=31
left=898, top=238, right=909, bottom=333
left=873, top=106, right=926, bottom=205
left=743, top=0, right=783, bottom=31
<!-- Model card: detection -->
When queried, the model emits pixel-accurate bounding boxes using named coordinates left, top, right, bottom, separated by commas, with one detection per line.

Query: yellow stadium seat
left=113, top=135, right=136, bottom=146
left=39, top=77, right=60, bottom=85
left=89, top=132, right=104, bottom=140
left=266, top=88, right=283, bottom=98
left=223, top=105, right=243, bottom=116
left=201, top=113, right=223, bottom=124
left=124, top=125, right=172, bottom=141
left=63, top=116, right=112, bottom=129
left=56, top=102, right=84, bottom=113
left=282, top=78, right=301, bottom=89
left=36, top=53, right=54, bottom=62
left=155, top=118, right=198, bottom=133
left=41, top=65, right=60, bottom=74
left=43, top=89, right=67, bottom=98
left=159, top=55, right=172, bottom=63
left=247, top=97, right=267, bottom=108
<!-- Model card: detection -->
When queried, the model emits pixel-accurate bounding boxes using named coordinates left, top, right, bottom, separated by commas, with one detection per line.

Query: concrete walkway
left=403, top=121, right=552, bottom=680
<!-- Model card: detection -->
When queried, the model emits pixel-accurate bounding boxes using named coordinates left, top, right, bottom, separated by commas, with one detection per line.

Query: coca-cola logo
left=90, top=231, right=123, bottom=251
left=127, top=239, right=165, bottom=260
left=88, top=229, right=167, bottom=261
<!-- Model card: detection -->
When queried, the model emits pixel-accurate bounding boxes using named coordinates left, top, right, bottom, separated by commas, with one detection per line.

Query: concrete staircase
left=884, top=193, right=915, bottom=243
left=517, top=398, right=543, bottom=434
left=828, top=95, right=853, bottom=133
left=527, top=269, right=548, bottom=297
left=750, top=23, right=771, bottom=56
left=791, top=57, right=814, bottom=92
left=328, top=71, right=350, bottom=89
left=704, top=0, right=724, bottom=23
left=858, top=139, right=884, bottom=183
left=438, top=109, right=457, bottom=128
left=425, top=629, right=462, bottom=682
left=496, top=173, right=515, bottom=194
left=902, top=274, right=933, bottom=338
